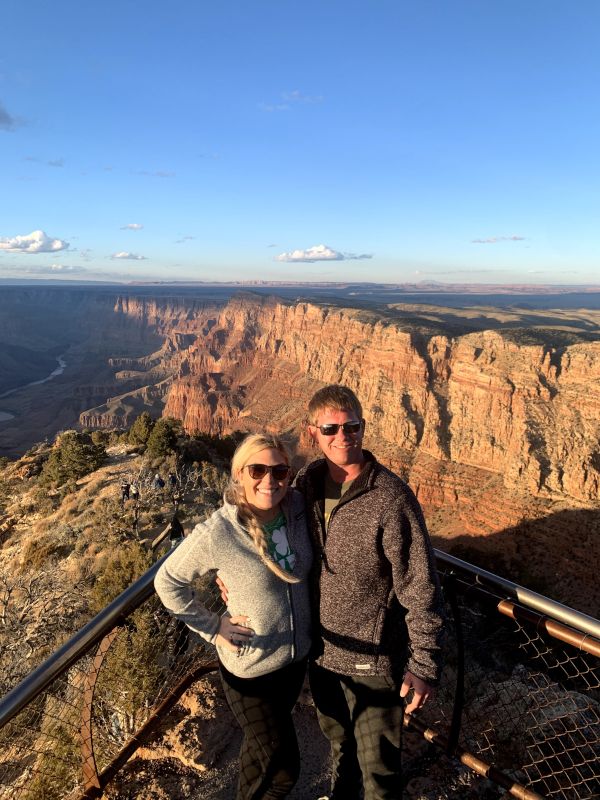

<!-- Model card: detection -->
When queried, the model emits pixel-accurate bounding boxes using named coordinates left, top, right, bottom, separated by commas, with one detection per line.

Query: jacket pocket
left=373, top=605, right=386, bottom=645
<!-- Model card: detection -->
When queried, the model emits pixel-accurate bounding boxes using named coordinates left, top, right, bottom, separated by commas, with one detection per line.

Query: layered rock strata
left=79, top=291, right=600, bottom=608
left=80, top=294, right=599, bottom=507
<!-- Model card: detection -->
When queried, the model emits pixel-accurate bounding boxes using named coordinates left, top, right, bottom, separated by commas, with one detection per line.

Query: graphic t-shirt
left=263, top=511, right=296, bottom=572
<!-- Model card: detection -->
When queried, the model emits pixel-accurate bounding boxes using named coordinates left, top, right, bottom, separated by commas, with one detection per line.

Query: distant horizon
left=1, top=277, right=600, bottom=293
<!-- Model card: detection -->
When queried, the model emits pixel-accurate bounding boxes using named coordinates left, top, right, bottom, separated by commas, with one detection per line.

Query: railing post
left=442, top=572, right=464, bottom=757
left=80, top=628, right=121, bottom=796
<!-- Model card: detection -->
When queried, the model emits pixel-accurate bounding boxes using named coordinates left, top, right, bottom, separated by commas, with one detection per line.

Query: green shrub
left=90, top=541, right=152, bottom=613
left=39, top=431, right=106, bottom=488
left=145, top=417, right=181, bottom=458
left=128, top=411, right=155, bottom=445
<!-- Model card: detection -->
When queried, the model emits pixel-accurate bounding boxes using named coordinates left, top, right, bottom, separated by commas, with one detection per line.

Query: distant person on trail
left=120, top=479, right=130, bottom=503
left=168, top=471, right=182, bottom=506
left=155, top=433, right=313, bottom=799
left=294, top=384, right=445, bottom=800
left=168, top=513, right=184, bottom=547
left=153, top=473, right=165, bottom=492
left=130, top=483, right=140, bottom=503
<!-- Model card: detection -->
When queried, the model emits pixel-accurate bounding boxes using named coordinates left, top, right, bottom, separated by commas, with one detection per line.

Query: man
left=120, top=479, right=130, bottom=504
left=294, top=384, right=444, bottom=800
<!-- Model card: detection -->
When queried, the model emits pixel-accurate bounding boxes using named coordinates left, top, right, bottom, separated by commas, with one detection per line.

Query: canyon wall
left=75, top=293, right=599, bottom=513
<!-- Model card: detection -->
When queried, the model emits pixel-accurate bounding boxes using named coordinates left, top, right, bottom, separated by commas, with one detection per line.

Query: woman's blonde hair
left=224, top=433, right=299, bottom=583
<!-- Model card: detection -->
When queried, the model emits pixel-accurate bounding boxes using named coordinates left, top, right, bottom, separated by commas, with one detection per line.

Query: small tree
left=145, top=417, right=181, bottom=459
left=128, top=412, right=155, bottom=446
left=39, top=432, right=106, bottom=488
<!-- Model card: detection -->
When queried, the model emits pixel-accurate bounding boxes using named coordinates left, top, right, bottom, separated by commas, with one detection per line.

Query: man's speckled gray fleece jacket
left=294, top=451, right=444, bottom=684
left=154, top=489, right=313, bottom=678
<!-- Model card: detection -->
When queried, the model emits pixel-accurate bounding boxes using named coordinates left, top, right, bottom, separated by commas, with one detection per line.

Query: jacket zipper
left=287, top=584, right=296, bottom=660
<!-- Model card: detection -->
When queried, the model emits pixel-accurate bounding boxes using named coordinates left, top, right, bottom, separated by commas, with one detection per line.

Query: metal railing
left=0, top=551, right=598, bottom=800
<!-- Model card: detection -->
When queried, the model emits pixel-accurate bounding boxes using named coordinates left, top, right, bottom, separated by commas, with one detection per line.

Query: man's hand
left=216, top=575, right=229, bottom=604
left=400, top=671, right=435, bottom=714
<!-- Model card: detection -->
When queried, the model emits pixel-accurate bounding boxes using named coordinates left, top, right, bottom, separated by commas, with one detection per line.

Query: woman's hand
left=215, top=614, right=254, bottom=653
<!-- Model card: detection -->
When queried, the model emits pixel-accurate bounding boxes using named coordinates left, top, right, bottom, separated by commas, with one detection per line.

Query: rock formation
left=72, top=292, right=598, bottom=506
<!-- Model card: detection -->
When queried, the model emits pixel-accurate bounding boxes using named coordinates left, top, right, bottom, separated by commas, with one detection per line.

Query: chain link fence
left=0, top=568, right=223, bottom=800
left=0, top=553, right=598, bottom=799
left=421, top=561, right=600, bottom=799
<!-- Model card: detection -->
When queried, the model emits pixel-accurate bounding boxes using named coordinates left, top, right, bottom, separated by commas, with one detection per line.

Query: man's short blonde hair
left=307, top=384, right=363, bottom=425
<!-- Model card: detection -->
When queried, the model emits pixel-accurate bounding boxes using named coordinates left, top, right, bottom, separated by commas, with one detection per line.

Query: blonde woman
left=154, top=433, right=313, bottom=799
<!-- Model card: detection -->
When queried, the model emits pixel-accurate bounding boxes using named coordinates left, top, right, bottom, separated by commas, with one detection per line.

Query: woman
left=154, top=433, right=313, bottom=799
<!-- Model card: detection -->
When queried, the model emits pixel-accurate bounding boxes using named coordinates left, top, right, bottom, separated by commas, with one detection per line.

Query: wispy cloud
left=136, top=169, right=175, bottom=178
left=41, top=264, right=87, bottom=273
left=276, top=244, right=373, bottom=263
left=24, top=156, right=65, bottom=167
left=175, top=235, right=196, bottom=243
left=472, top=235, right=526, bottom=244
left=111, top=251, right=147, bottom=260
left=258, top=102, right=290, bottom=113
left=259, top=89, right=324, bottom=112
left=121, top=223, right=144, bottom=230
left=0, top=101, right=16, bottom=131
left=0, top=230, right=69, bottom=254
left=282, top=90, right=324, bottom=104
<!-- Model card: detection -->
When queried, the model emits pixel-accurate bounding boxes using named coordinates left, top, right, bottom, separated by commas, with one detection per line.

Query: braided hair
left=225, top=433, right=300, bottom=584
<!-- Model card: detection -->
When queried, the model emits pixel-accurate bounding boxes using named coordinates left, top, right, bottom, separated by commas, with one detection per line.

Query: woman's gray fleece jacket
left=154, top=489, right=313, bottom=678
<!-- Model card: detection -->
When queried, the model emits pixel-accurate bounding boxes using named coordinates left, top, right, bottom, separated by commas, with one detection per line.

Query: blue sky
left=1, top=0, right=599, bottom=284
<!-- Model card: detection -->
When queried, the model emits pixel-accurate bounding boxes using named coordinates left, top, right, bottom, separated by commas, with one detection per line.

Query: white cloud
left=276, top=244, right=373, bottom=263
left=111, top=251, right=147, bottom=260
left=472, top=235, right=526, bottom=244
left=45, top=264, right=86, bottom=273
left=0, top=230, right=69, bottom=254
left=121, top=223, right=144, bottom=230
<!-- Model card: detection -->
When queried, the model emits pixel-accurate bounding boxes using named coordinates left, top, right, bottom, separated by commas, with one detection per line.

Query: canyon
left=1, top=285, right=599, bottom=610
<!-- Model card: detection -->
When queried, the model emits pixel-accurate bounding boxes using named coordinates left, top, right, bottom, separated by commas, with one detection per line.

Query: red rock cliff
left=89, top=293, right=599, bottom=513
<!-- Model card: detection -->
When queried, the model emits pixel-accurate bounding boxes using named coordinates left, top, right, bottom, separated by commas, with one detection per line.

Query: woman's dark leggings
left=219, top=658, right=307, bottom=800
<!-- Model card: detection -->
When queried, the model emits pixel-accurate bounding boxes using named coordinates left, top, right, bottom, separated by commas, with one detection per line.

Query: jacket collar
left=304, top=449, right=378, bottom=497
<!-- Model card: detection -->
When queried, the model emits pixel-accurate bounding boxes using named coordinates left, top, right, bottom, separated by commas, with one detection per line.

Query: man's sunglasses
left=245, top=464, right=291, bottom=481
left=315, top=421, right=362, bottom=436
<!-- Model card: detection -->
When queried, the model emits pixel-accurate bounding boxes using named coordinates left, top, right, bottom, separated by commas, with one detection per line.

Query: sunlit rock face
left=81, top=293, right=598, bottom=508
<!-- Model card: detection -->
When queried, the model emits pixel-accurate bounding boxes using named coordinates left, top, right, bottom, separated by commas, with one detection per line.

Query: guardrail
left=0, top=551, right=598, bottom=799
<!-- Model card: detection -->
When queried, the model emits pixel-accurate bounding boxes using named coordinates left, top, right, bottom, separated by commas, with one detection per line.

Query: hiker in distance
left=294, top=384, right=445, bottom=800
left=154, top=432, right=313, bottom=800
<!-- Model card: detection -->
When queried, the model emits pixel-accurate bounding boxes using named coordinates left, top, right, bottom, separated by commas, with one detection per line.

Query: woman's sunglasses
left=315, top=421, right=362, bottom=436
left=245, top=464, right=291, bottom=481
